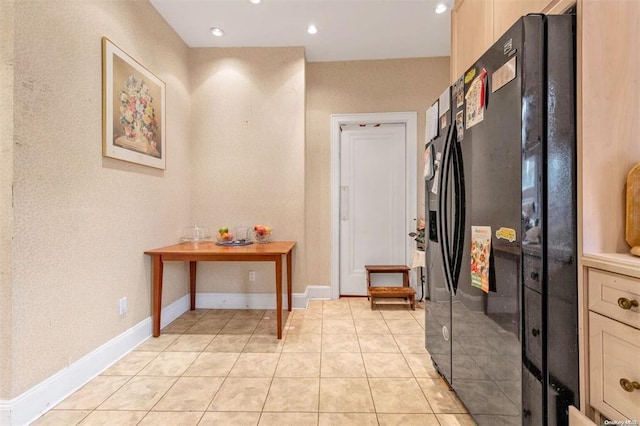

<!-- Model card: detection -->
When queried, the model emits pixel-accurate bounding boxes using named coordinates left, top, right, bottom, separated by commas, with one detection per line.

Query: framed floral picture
left=102, top=37, right=166, bottom=169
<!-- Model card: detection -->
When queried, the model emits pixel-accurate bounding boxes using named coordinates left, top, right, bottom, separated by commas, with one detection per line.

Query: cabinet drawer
left=588, top=268, right=640, bottom=328
left=589, top=312, right=640, bottom=421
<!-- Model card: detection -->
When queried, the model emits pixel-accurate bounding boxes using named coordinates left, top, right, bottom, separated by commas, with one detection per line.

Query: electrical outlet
left=248, top=270, right=256, bottom=282
left=119, top=297, right=127, bottom=315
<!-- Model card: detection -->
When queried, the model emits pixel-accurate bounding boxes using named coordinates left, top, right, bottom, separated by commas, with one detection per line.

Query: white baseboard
left=0, top=401, right=10, bottom=426
left=1, top=295, right=189, bottom=426
left=296, top=285, right=332, bottom=306
left=4, top=319, right=151, bottom=426
left=1, top=287, right=329, bottom=425
left=196, top=286, right=332, bottom=310
left=196, top=292, right=287, bottom=310
left=161, top=294, right=191, bottom=328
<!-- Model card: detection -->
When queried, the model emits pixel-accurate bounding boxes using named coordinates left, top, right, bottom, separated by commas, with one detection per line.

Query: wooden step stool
left=365, top=265, right=415, bottom=310
left=368, top=286, right=416, bottom=310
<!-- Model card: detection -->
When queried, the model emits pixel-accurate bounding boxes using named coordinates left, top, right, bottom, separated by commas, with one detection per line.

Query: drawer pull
left=617, top=297, right=639, bottom=310
left=531, top=328, right=540, bottom=337
left=619, top=378, right=640, bottom=392
left=530, top=271, right=539, bottom=281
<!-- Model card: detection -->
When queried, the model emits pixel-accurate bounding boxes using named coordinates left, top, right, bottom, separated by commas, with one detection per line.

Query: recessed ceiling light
left=210, top=27, right=224, bottom=37
left=307, top=24, right=318, bottom=35
left=249, top=0, right=261, bottom=4
left=435, top=3, right=447, bottom=14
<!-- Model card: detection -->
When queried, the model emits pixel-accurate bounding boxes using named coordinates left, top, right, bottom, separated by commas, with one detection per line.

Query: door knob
left=619, top=378, right=640, bottom=392
left=617, top=297, right=639, bottom=310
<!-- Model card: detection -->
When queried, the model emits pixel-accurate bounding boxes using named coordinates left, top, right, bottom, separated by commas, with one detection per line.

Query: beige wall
left=10, top=0, right=191, bottom=396
left=0, top=0, right=15, bottom=401
left=305, top=57, right=450, bottom=285
left=188, top=47, right=306, bottom=294
left=5, top=0, right=449, bottom=403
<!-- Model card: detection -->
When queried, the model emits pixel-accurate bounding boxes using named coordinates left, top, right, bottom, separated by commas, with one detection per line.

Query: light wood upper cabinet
left=451, top=0, right=493, bottom=81
left=493, top=0, right=551, bottom=38
left=450, top=0, right=558, bottom=82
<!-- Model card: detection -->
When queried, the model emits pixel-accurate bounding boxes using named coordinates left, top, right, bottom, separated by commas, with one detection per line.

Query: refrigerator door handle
left=450, top=132, right=466, bottom=294
left=437, top=124, right=455, bottom=294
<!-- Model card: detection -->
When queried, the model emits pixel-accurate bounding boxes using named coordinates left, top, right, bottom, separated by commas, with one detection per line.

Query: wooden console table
left=145, top=241, right=296, bottom=339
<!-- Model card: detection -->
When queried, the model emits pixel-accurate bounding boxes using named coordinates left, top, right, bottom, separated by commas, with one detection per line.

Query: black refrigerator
left=424, top=14, right=578, bottom=426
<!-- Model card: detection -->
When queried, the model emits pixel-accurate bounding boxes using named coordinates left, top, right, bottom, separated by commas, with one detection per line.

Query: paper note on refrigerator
left=471, top=226, right=492, bottom=293
left=439, top=87, right=450, bottom=129
left=439, top=87, right=450, bottom=117
left=425, top=101, right=439, bottom=142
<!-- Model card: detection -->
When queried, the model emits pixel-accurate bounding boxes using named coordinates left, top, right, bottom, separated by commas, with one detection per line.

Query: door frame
left=330, top=112, right=418, bottom=299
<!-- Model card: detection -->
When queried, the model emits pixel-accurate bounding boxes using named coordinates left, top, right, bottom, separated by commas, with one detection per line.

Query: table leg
left=286, top=251, right=292, bottom=312
left=152, top=255, right=164, bottom=337
left=275, top=256, right=283, bottom=339
left=189, top=261, right=197, bottom=310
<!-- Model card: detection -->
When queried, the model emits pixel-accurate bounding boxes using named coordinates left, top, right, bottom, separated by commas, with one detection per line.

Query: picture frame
left=102, top=37, right=166, bottom=169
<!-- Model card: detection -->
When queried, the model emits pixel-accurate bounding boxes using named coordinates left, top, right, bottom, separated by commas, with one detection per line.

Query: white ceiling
left=149, top=0, right=452, bottom=62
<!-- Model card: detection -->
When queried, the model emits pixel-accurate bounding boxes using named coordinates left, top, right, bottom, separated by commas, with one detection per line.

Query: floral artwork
left=117, top=74, right=160, bottom=157
left=102, top=37, right=166, bottom=169
left=470, top=226, right=491, bottom=293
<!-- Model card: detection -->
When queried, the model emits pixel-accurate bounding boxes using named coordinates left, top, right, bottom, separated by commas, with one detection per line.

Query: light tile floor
left=33, top=298, right=477, bottom=426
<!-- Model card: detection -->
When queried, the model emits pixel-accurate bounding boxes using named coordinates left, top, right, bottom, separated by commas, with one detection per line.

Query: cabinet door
left=493, top=0, right=551, bottom=40
left=451, top=0, right=493, bottom=82
left=588, top=312, right=640, bottom=421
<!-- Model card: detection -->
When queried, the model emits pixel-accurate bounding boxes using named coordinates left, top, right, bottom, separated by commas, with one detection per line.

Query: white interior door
left=339, top=123, right=407, bottom=296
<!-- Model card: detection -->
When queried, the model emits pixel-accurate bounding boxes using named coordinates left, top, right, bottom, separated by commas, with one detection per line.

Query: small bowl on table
left=180, top=226, right=212, bottom=243
left=253, top=226, right=272, bottom=243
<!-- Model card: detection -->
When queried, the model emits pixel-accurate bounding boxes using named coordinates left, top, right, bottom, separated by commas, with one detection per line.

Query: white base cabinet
left=584, top=255, right=640, bottom=423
